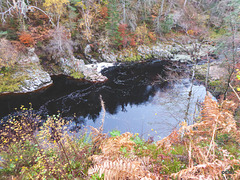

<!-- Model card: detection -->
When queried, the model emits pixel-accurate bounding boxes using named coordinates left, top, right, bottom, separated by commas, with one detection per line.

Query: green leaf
left=10, top=163, right=15, bottom=169
left=132, top=136, right=144, bottom=145
left=109, top=130, right=121, bottom=137
left=0, top=31, right=7, bottom=37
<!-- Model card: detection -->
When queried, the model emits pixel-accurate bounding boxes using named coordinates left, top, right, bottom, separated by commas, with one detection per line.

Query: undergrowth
left=0, top=94, right=240, bottom=179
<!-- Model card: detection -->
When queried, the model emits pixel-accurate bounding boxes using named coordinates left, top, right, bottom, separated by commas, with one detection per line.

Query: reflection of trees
left=0, top=61, right=187, bottom=130
left=40, top=62, right=170, bottom=121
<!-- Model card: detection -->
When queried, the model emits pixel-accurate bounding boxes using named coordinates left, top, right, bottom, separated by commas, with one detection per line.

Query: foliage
left=118, top=23, right=128, bottom=48
left=0, top=67, right=28, bottom=93
left=19, top=32, right=35, bottom=47
left=0, top=108, right=94, bottom=179
left=109, top=130, right=121, bottom=137
left=100, top=6, right=108, bottom=19
left=0, top=31, right=8, bottom=38
left=43, top=0, right=69, bottom=18
left=46, top=26, right=73, bottom=59
left=160, top=14, right=174, bottom=34
left=106, top=0, right=122, bottom=48
left=135, top=23, right=149, bottom=45
left=70, top=71, right=84, bottom=79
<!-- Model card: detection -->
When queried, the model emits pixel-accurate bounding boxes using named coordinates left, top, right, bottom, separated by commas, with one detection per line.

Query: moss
left=70, top=71, right=85, bottom=79
left=208, top=79, right=226, bottom=96
left=208, top=80, right=221, bottom=87
left=0, top=67, right=28, bottom=93
left=124, top=54, right=142, bottom=62
left=215, top=133, right=240, bottom=159
left=195, top=64, right=208, bottom=81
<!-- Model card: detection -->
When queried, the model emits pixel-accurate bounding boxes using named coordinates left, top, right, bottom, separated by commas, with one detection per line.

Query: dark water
left=0, top=60, right=206, bottom=140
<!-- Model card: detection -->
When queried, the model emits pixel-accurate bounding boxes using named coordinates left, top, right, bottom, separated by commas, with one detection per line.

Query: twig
left=207, top=122, right=217, bottom=159
left=99, top=95, right=105, bottom=133
left=229, top=83, right=240, bottom=102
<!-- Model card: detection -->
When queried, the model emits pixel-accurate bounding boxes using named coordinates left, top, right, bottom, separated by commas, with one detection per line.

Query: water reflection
left=0, top=61, right=206, bottom=139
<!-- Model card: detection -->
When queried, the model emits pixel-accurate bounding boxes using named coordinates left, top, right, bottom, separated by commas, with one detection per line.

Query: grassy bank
left=0, top=95, right=240, bottom=179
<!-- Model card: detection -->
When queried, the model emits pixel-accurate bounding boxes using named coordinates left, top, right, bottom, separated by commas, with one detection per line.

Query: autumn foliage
left=100, top=6, right=108, bottom=18
left=19, top=32, right=35, bottom=47
left=117, top=23, right=137, bottom=48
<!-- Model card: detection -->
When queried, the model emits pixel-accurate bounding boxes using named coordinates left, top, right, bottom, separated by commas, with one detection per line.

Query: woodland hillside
left=0, top=0, right=239, bottom=61
left=0, top=0, right=240, bottom=94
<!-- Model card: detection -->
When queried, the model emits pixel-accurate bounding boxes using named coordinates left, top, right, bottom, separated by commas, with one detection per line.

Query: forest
left=0, top=0, right=240, bottom=179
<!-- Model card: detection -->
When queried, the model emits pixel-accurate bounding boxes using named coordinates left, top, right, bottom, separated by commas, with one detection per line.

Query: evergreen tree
left=106, top=0, right=122, bottom=48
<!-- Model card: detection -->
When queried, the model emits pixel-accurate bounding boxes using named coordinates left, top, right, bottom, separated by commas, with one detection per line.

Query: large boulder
left=59, top=56, right=111, bottom=82
left=20, top=66, right=52, bottom=93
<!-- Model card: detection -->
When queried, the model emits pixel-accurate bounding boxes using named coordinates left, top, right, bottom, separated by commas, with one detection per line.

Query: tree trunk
left=205, top=53, right=210, bottom=90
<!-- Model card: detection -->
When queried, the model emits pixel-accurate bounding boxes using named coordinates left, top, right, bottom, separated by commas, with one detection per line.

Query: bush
left=0, top=108, right=93, bottom=179
left=160, top=14, right=174, bottom=34
left=46, top=26, right=74, bottom=60
left=19, top=32, right=35, bottom=47
left=0, top=38, right=19, bottom=68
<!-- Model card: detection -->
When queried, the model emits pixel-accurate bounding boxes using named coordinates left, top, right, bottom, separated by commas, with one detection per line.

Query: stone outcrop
left=17, top=48, right=52, bottom=93
left=137, top=44, right=173, bottom=60
left=20, top=66, right=52, bottom=93
left=195, top=61, right=227, bottom=81
left=58, top=56, right=112, bottom=82
left=0, top=42, right=217, bottom=94
left=97, top=43, right=215, bottom=63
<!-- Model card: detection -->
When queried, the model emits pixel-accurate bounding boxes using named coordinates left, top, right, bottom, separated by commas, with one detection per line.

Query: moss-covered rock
left=0, top=67, right=28, bottom=93
left=70, top=71, right=85, bottom=79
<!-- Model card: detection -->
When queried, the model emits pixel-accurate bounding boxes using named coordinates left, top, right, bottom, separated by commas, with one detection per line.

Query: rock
left=18, top=47, right=40, bottom=64
left=165, top=45, right=181, bottom=54
left=58, top=56, right=112, bottom=82
left=0, top=46, right=52, bottom=94
left=59, top=57, right=85, bottom=75
left=101, top=51, right=117, bottom=62
left=172, top=54, right=192, bottom=62
left=137, top=45, right=173, bottom=60
left=151, top=45, right=173, bottom=59
left=84, top=44, right=92, bottom=58
left=195, top=61, right=226, bottom=81
left=20, top=66, right=52, bottom=93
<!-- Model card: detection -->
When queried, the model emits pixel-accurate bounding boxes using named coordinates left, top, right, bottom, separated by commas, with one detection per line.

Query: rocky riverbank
left=0, top=42, right=217, bottom=94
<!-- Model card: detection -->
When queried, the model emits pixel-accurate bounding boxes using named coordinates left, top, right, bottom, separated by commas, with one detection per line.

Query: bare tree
left=0, top=0, right=54, bottom=29
left=47, top=26, right=73, bottom=59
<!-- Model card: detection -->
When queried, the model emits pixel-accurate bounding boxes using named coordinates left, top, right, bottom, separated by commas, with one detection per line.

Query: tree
left=215, top=0, right=240, bottom=99
left=46, top=25, right=73, bottom=59
left=106, top=0, right=122, bottom=47
left=43, top=0, right=69, bottom=26
left=0, top=0, right=54, bottom=30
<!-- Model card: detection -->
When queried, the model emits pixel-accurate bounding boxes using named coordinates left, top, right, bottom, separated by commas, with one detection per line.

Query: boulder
left=18, top=47, right=40, bottom=64
left=20, top=66, right=52, bottom=93
left=101, top=51, right=117, bottom=62
left=172, top=54, right=192, bottom=63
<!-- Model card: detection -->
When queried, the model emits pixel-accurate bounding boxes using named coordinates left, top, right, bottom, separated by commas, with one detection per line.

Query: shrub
left=100, top=6, right=108, bottom=18
left=46, top=26, right=74, bottom=60
left=0, top=107, right=93, bottom=179
left=0, top=38, right=19, bottom=68
left=19, top=32, right=35, bottom=47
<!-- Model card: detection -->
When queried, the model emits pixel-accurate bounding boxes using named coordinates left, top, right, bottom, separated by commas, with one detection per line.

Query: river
left=0, top=60, right=206, bottom=140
